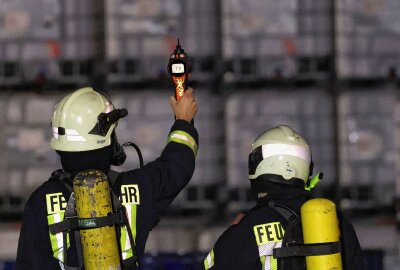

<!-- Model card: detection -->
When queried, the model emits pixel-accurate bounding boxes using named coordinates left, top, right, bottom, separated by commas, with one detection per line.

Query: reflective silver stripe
left=65, top=129, right=86, bottom=142
left=120, top=204, right=134, bottom=260
left=261, top=143, right=311, bottom=162
left=53, top=128, right=59, bottom=139
left=170, top=133, right=189, bottom=142
left=168, top=130, right=198, bottom=156
left=203, top=249, right=214, bottom=269
left=53, top=127, right=87, bottom=141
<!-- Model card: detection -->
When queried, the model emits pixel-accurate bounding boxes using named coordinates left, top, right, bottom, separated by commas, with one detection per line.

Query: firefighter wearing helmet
left=202, top=125, right=364, bottom=270
left=17, top=87, right=198, bottom=270
left=51, top=87, right=117, bottom=151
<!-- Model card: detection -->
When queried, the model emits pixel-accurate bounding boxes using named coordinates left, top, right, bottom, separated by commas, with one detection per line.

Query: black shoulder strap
left=63, top=193, right=84, bottom=270
left=267, top=201, right=300, bottom=223
left=265, top=201, right=304, bottom=270
left=108, top=169, right=120, bottom=187
left=49, top=170, right=83, bottom=269
left=107, top=170, right=139, bottom=269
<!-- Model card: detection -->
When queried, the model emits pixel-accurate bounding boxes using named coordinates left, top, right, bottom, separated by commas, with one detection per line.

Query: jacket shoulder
left=24, top=172, right=67, bottom=208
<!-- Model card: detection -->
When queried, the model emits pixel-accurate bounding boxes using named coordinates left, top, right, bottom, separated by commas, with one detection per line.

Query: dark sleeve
left=200, top=225, right=260, bottom=270
left=338, top=211, right=365, bottom=270
left=142, top=119, right=198, bottom=215
left=16, top=197, right=60, bottom=270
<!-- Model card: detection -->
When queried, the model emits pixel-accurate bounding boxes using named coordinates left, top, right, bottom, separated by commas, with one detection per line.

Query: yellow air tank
left=301, top=198, right=342, bottom=270
left=74, top=170, right=121, bottom=270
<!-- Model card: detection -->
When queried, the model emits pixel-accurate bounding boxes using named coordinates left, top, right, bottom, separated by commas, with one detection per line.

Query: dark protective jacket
left=16, top=120, right=198, bottom=270
left=201, top=193, right=365, bottom=270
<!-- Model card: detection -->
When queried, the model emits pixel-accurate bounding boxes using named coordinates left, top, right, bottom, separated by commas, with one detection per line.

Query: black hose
left=122, top=142, right=144, bottom=168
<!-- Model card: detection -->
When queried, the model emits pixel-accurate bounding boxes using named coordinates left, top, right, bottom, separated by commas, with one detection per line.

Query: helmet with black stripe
left=51, top=87, right=128, bottom=166
left=51, top=87, right=117, bottom=151
left=248, top=125, right=311, bottom=184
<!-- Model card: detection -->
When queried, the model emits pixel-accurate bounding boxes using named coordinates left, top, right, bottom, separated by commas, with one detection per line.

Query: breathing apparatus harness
left=252, top=173, right=341, bottom=270
left=48, top=107, right=144, bottom=269
left=268, top=201, right=341, bottom=270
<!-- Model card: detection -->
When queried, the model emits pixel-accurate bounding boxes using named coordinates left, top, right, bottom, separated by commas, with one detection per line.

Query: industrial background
left=0, top=0, right=399, bottom=269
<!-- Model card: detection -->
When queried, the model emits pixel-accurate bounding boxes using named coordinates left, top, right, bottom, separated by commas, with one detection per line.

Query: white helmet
left=51, top=87, right=126, bottom=152
left=248, top=125, right=311, bottom=183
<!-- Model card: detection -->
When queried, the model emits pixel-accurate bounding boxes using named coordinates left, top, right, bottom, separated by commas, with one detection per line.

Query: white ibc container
left=338, top=89, right=396, bottom=206
left=336, top=0, right=400, bottom=78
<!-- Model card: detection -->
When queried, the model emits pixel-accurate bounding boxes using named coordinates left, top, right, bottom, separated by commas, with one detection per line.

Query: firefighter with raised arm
left=16, top=86, right=198, bottom=270
left=201, top=125, right=364, bottom=270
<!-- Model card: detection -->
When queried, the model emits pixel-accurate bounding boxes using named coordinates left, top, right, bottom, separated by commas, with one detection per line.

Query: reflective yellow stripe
left=167, top=130, right=198, bottom=156
left=260, top=256, right=266, bottom=269
left=271, top=255, right=278, bottom=270
left=203, top=249, right=214, bottom=270
left=130, top=204, right=137, bottom=244
left=48, top=214, right=61, bottom=261
left=204, top=259, right=209, bottom=269
left=120, top=204, right=137, bottom=260
left=47, top=212, right=69, bottom=262
left=120, top=226, right=128, bottom=259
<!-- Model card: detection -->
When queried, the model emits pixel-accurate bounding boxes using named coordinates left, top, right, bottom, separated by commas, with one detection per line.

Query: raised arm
left=143, top=88, right=198, bottom=215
